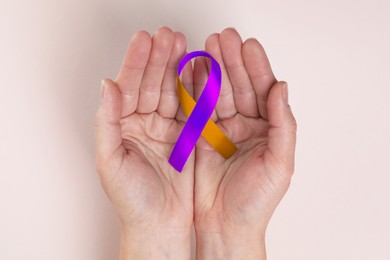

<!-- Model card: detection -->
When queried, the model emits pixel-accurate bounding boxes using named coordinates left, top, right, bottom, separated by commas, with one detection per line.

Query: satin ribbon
left=168, top=51, right=237, bottom=172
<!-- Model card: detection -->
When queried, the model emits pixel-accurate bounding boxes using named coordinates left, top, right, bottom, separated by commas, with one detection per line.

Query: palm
left=195, top=114, right=288, bottom=230
left=106, top=112, right=193, bottom=228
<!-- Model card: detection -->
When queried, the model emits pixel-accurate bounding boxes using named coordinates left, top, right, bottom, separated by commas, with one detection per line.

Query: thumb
left=94, top=79, right=125, bottom=173
left=265, top=81, right=297, bottom=176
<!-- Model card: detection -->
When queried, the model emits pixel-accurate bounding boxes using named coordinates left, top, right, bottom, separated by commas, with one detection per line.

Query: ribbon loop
left=169, top=51, right=237, bottom=172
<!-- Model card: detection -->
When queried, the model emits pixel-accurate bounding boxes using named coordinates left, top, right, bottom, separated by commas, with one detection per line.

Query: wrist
left=195, top=228, right=267, bottom=260
left=120, top=225, right=192, bottom=260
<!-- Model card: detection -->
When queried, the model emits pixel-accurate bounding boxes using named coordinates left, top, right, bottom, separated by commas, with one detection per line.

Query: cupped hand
left=94, top=26, right=297, bottom=259
left=94, top=27, right=194, bottom=259
left=193, top=28, right=297, bottom=258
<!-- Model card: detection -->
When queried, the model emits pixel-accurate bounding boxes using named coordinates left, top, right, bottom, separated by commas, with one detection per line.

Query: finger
left=193, top=56, right=218, bottom=122
left=242, top=38, right=277, bottom=119
left=205, top=33, right=237, bottom=120
left=157, top=32, right=187, bottom=118
left=115, top=31, right=152, bottom=117
left=137, top=27, right=175, bottom=114
left=175, top=56, right=193, bottom=123
left=264, top=81, right=297, bottom=176
left=94, top=79, right=125, bottom=174
left=219, top=28, right=259, bottom=118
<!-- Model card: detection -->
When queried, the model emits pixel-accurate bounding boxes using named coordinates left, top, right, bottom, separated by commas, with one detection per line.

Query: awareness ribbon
left=168, top=51, right=237, bottom=172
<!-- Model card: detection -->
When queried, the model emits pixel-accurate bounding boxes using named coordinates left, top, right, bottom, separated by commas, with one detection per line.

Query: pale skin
left=94, top=27, right=297, bottom=259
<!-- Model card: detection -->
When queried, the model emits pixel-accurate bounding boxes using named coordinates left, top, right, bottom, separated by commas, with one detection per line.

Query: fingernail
left=100, top=79, right=106, bottom=102
left=282, top=82, right=289, bottom=105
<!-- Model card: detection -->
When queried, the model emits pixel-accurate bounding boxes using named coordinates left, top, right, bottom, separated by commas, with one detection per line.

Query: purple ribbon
left=169, top=51, right=221, bottom=172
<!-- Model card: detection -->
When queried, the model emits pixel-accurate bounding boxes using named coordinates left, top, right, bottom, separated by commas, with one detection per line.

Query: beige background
left=1, top=0, right=390, bottom=259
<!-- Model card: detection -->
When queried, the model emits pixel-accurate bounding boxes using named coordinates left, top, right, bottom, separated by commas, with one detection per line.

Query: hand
left=193, top=28, right=297, bottom=259
left=94, top=27, right=194, bottom=260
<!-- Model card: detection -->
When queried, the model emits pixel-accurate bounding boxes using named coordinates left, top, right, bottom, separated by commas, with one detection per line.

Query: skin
left=94, top=27, right=297, bottom=259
